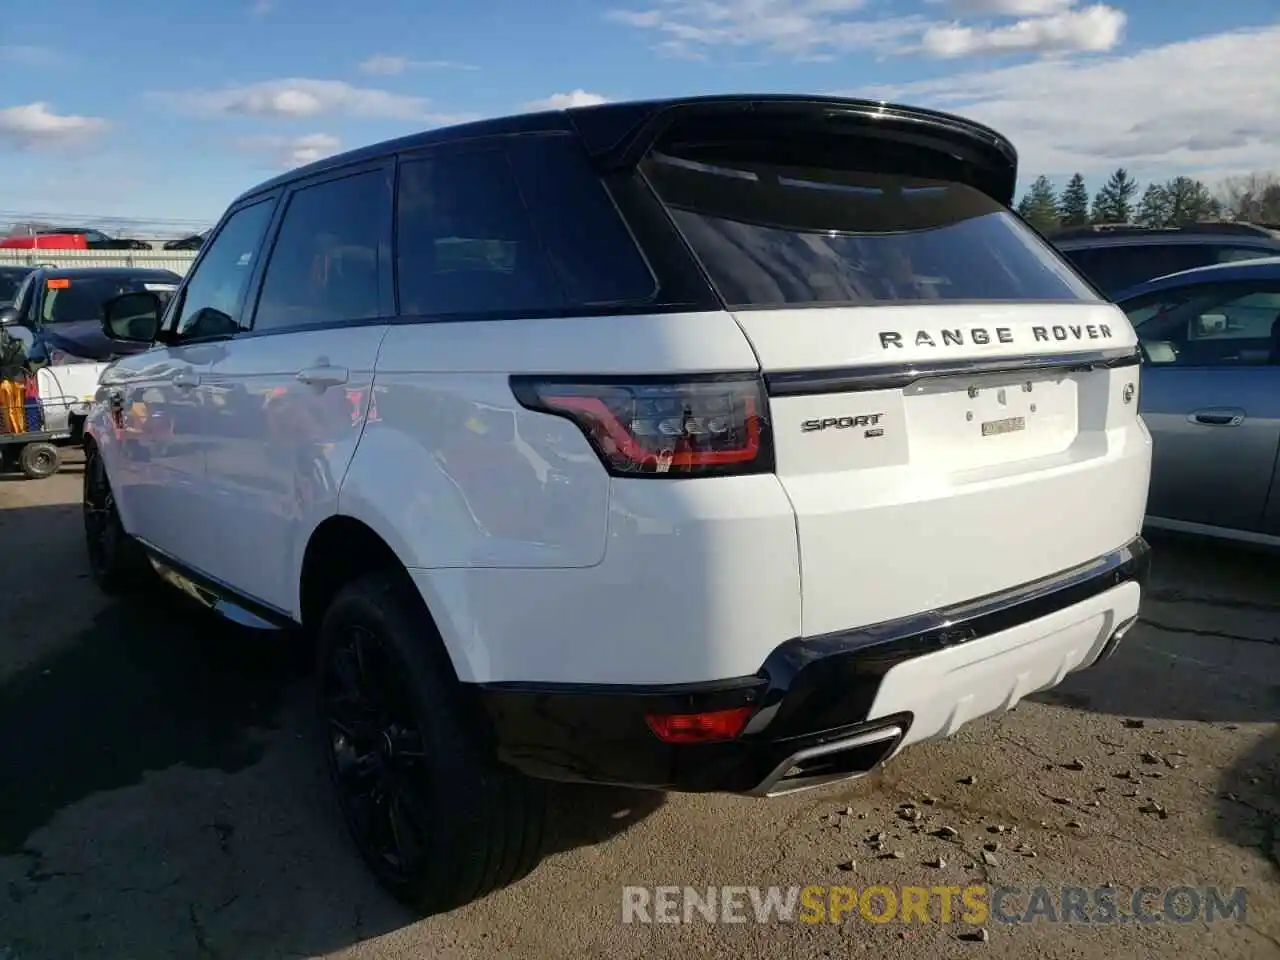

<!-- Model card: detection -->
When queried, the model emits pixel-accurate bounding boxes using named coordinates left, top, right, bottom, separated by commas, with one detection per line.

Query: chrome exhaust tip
left=749, top=724, right=906, bottom=798
left=1093, top=613, right=1140, bottom=665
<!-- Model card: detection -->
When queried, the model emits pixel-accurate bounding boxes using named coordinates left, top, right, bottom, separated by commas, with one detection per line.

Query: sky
left=0, top=0, right=1277, bottom=233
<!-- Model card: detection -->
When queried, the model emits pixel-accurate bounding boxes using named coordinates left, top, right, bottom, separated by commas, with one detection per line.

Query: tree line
left=1014, top=169, right=1280, bottom=235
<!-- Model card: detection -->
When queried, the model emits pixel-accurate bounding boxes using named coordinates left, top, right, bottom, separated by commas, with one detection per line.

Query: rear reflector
left=645, top=705, right=755, bottom=744
left=510, top=375, right=773, bottom=477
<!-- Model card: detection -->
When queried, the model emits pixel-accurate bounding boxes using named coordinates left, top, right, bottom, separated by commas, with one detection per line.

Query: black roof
left=0, top=264, right=34, bottom=274
left=34, top=266, right=182, bottom=281
left=233, top=94, right=1020, bottom=206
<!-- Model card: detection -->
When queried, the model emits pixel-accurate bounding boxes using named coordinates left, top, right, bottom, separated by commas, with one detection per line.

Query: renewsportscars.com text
left=621, top=884, right=1248, bottom=925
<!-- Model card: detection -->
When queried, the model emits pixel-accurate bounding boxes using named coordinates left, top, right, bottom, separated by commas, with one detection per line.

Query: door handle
left=1188, top=408, right=1245, bottom=427
left=297, top=365, right=349, bottom=388
left=171, top=369, right=200, bottom=390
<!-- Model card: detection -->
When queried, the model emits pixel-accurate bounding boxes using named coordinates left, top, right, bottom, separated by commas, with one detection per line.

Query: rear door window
left=253, top=169, right=391, bottom=333
left=641, top=152, right=1097, bottom=308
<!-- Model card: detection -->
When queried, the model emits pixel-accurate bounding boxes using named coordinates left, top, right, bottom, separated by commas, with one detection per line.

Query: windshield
left=0, top=270, right=28, bottom=304
left=41, top=276, right=178, bottom=324
left=642, top=152, right=1098, bottom=308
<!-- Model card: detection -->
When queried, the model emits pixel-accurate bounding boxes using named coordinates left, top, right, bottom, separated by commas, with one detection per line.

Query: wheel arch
left=297, top=514, right=464, bottom=684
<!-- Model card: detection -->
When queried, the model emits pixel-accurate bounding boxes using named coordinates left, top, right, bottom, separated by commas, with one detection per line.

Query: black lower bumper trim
left=476, top=537, right=1150, bottom=792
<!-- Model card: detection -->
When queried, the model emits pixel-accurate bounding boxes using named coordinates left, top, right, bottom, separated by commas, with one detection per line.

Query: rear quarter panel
left=338, top=310, right=761, bottom=571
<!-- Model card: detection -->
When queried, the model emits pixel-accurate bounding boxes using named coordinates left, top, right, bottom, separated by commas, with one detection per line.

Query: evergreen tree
left=1136, top=183, right=1171, bottom=228
left=1016, top=175, right=1060, bottom=234
left=1057, top=173, right=1090, bottom=227
left=1090, top=168, right=1139, bottom=224
left=1162, top=176, right=1221, bottom=225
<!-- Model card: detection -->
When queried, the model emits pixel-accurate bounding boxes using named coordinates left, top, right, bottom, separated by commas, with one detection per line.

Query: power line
left=0, top=209, right=216, bottom=235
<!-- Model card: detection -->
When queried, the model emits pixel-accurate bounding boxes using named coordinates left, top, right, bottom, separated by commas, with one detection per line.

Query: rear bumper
left=476, top=536, right=1150, bottom=795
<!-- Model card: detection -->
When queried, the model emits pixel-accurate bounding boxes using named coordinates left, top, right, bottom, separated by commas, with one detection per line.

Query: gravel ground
left=0, top=460, right=1277, bottom=959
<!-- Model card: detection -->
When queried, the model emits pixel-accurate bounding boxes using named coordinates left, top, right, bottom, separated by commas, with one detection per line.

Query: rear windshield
left=642, top=152, right=1098, bottom=308
left=41, top=275, right=178, bottom=324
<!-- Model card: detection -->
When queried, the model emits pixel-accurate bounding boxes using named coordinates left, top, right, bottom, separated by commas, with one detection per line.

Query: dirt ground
left=0, top=458, right=1277, bottom=959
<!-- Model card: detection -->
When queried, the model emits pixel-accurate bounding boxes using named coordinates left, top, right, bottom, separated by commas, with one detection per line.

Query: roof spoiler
left=565, top=95, right=1019, bottom=207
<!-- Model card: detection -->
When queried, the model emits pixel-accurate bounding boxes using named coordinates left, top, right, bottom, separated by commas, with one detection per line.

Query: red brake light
left=645, top=706, right=755, bottom=744
left=511, top=375, right=773, bottom=477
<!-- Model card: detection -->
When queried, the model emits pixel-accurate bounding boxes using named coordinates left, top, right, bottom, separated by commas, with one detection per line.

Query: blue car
left=1115, top=255, right=1280, bottom=545
left=0, top=266, right=181, bottom=364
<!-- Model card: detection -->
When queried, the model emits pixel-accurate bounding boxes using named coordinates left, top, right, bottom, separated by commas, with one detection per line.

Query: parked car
left=163, top=233, right=207, bottom=251
left=1114, top=255, right=1280, bottom=545
left=0, top=266, right=181, bottom=364
left=1049, top=222, right=1280, bottom=299
left=0, top=264, right=34, bottom=307
left=36, top=227, right=153, bottom=250
left=82, top=94, right=1151, bottom=914
left=0, top=232, right=88, bottom=250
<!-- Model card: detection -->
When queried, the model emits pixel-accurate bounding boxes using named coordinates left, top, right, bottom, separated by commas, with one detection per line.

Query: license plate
left=981, top=416, right=1026, bottom=437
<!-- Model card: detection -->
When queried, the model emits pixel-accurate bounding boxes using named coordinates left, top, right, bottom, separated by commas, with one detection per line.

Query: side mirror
left=102, top=291, right=162, bottom=343
left=0, top=306, right=19, bottom=327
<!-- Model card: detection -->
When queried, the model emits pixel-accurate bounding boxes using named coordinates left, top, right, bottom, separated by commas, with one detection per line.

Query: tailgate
left=738, top=304, right=1147, bottom=635
left=637, top=133, right=1149, bottom=636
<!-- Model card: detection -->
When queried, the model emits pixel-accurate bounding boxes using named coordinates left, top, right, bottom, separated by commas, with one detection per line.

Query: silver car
left=1118, top=255, right=1280, bottom=546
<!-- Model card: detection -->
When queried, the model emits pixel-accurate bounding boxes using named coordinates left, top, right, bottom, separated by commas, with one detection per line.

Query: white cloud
left=0, top=102, right=109, bottom=150
left=855, top=25, right=1280, bottom=184
left=610, top=0, right=1125, bottom=59
left=524, top=90, right=611, bottom=110
left=606, top=0, right=924, bottom=58
left=237, top=133, right=342, bottom=169
left=358, top=54, right=478, bottom=74
left=941, top=0, right=1076, bottom=14
left=250, top=0, right=275, bottom=15
left=153, top=78, right=461, bottom=123
left=921, top=3, right=1124, bottom=57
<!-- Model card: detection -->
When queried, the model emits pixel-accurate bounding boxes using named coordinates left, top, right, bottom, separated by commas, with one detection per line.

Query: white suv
left=83, top=95, right=1152, bottom=914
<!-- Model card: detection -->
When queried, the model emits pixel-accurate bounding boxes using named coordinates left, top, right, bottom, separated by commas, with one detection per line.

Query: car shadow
left=1023, top=531, right=1280, bottom=883
left=0, top=500, right=663, bottom=958
left=1030, top=531, right=1280, bottom=725
left=1214, top=728, right=1280, bottom=885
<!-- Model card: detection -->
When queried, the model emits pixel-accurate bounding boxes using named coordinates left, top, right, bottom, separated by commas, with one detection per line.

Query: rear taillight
left=511, top=375, right=773, bottom=477
left=645, top=706, right=755, bottom=743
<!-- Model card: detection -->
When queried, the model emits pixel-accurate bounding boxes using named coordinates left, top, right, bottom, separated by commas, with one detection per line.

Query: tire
left=82, top=442, right=150, bottom=594
left=317, top=572, right=546, bottom=914
left=18, top=441, right=60, bottom=479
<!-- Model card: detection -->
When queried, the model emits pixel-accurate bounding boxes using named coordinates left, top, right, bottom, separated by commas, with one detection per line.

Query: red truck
left=0, top=232, right=88, bottom=250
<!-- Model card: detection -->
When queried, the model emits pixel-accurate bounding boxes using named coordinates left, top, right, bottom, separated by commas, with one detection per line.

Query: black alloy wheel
left=83, top=445, right=121, bottom=576
left=82, top=443, right=148, bottom=592
left=322, top=623, right=434, bottom=885
left=316, top=574, right=547, bottom=913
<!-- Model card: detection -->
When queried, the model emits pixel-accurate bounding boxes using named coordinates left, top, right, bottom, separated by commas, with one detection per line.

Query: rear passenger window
left=397, top=150, right=564, bottom=317
left=506, top=136, right=656, bottom=306
left=396, top=142, right=655, bottom=318
left=253, top=170, right=390, bottom=333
